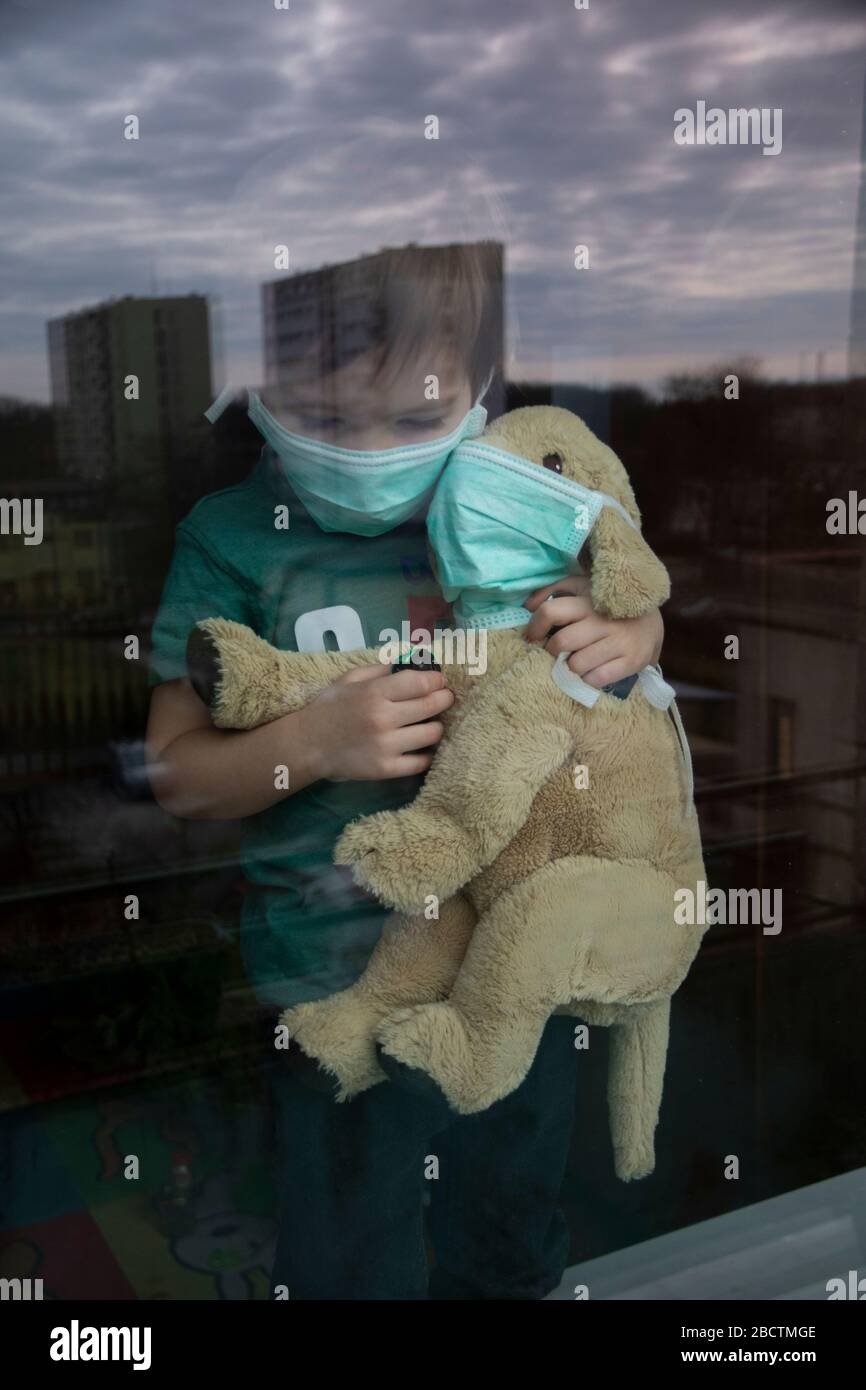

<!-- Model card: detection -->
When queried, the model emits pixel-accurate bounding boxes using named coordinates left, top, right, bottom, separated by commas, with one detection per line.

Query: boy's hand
left=302, top=664, right=454, bottom=782
left=523, top=576, right=664, bottom=689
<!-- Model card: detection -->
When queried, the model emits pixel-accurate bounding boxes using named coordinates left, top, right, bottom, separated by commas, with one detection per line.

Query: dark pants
left=268, top=1014, right=578, bottom=1300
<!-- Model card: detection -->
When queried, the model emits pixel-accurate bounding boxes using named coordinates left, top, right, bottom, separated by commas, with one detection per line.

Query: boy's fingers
left=523, top=575, right=590, bottom=611
left=524, top=596, right=592, bottom=643
left=383, top=668, right=447, bottom=701
left=579, top=657, right=630, bottom=689
left=340, top=661, right=395, bottom=684
left=544, top=620, right=610, bottom=657
left=382, top=752, right=435, bottom=778
left=391, top=687, right=454, bottom=727
left=393, top=720, right=445, bottom=752
left=566, top=636, right=621, bottom=679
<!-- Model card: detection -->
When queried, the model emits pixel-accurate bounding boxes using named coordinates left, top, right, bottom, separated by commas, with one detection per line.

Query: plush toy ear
left=586, top=506, right=670, bottom=619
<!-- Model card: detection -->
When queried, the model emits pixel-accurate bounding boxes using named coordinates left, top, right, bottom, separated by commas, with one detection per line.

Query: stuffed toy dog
left=186, top=406, right=707, bottom=1181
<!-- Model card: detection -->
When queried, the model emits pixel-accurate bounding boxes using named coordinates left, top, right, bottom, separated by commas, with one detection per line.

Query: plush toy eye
left=542, top=452, right=563, bottom=473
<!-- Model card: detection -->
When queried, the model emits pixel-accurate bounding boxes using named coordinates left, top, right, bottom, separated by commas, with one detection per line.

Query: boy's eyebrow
left=270, top=391, right=338, bottom=409
left=276, top=399, right=339, bottom=412
left=395, top=394, right=458, bottom=415
left=272, top=392, right=459, bottom=414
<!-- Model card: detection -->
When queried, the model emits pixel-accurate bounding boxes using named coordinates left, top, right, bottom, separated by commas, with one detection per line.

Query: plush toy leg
left=277, top=894, right=476, bottom=1101
left=376, top=856, right=690, bottom=1141
left=607, top=998, right=670, bottom=1182
left=188, top=620, right=527, bottom=733
left=188, top=618, right=383, bottom=729
left=375, top=859, right=595, bottom=1114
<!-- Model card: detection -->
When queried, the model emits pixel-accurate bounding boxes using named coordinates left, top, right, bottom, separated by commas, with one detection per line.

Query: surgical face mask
left=246, top=389, right=488, bottom=536
left=426, top=439, right=638, bottom=629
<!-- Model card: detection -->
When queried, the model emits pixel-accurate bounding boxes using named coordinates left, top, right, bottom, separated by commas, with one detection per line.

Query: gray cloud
left=2, top=0, right=865, bottom=399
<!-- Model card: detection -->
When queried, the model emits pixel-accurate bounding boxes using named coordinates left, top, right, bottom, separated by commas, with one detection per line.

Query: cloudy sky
left=3, top=0, right=866, bottom=402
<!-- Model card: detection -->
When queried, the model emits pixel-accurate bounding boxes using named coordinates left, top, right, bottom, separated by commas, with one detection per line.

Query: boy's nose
left=346, top=425, right=395, bottom=452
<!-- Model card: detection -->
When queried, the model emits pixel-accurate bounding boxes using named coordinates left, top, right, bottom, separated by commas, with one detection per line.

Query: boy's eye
left=296, top=413, right=343, bottom=431
left=396, top=416, right=444, bottom=432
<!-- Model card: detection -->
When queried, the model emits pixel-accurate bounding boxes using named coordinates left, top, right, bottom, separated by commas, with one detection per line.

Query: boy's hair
left=271, top=240, right=503, bottom=400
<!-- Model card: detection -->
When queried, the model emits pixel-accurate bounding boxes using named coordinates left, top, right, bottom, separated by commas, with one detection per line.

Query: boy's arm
left=145, top=521, right=327, bottom=819
left=146, top=520, right=452, bottom=819
left=146, top=677, right=325, bottom=819
left=146, top=665, right=453, bottom=821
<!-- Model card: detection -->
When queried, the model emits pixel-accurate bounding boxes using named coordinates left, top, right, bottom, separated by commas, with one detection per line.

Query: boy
left=145, top=242, right=663, bottom=1299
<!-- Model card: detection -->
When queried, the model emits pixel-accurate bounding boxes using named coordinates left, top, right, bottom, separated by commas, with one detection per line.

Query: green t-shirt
left=149, top=445, right=450, bottom=1009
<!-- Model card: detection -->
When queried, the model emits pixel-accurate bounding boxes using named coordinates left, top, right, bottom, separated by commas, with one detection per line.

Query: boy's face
left=262, top=347, right=473, bottom=452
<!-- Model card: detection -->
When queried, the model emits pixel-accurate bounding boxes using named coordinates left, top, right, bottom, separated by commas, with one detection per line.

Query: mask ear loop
left=462, top=370, right=494, bottom=439
left=637, top=664, right=676, bottom=708
left=552, top=651, right=601, bottom=707
left=475, top=366, right=496, bottom=405
left=552, top=655, right=695, bottom=814
left=204, top=383, right=239, bottom=423
left=635, top=666, right=694, bottom=815
left=666, top=697, right=695, bottom=817
left=462, top=367, right=496, bottom=435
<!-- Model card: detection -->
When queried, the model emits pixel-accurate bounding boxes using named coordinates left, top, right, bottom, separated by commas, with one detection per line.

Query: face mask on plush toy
left=426, top=436, right=680, bottom=715
left=426, top=438, right=638, bottom=630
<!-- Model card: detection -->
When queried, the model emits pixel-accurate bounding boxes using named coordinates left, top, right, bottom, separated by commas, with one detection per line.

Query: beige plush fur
left=190, top=407, right=707, bottom=1181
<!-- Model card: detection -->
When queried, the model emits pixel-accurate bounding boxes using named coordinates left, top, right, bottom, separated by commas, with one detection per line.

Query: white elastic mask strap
left=553, top=656, right=695, bottom=815
left=667, top=698, right=695, bottom=815
left=552, top=652, right=601, bottom=707
left=475, top=366, right=496, bottom=404
left=637, top=664, right=676, bottom=709
left=204, top=384, right=238, bottom=423
left=554, top=655, right=673, bottom=710
left=636, top=666, right=694, bottom=812
left=598, top=491, right=638, bottom=530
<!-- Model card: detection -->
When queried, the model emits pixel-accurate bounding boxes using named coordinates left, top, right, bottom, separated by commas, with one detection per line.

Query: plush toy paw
left=335, top=811, right=479, bottom=913
left=375, top=1003, right=498, bottom=1114
left=279, top=1037, right=342, bottom=1098
left=373, top=1040, right=450, bottom=1102
left=377, top=1000, right=548, bottom=1114
left=277, top=992, right=389, bottom=1101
